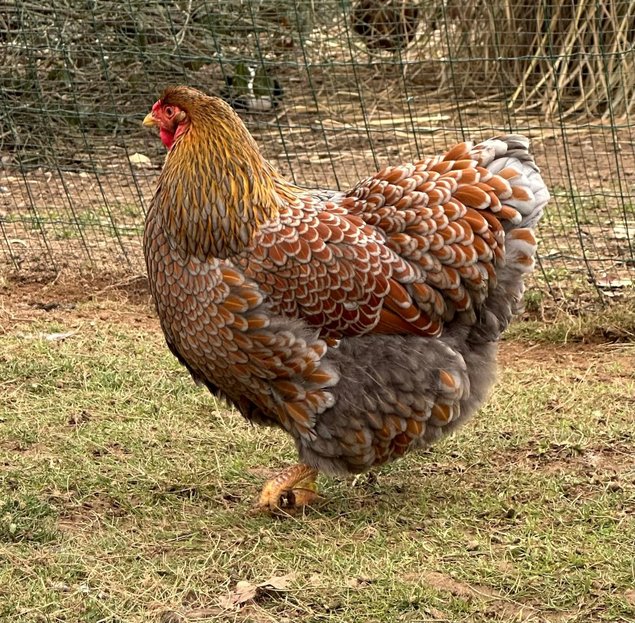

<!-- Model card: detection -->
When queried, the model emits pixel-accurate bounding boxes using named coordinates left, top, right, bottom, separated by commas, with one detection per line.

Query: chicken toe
left=254, top=464, right=321, bottom=515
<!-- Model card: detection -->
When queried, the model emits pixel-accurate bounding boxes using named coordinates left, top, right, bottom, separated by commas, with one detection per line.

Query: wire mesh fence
left=2, top=0, right=635, bottom=311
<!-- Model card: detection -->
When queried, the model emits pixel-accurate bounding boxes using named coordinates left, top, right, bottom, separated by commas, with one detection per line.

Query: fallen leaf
left=42, top=330, right=78, bottom=342
left=218, top=574, right=296, bottom=610
left=259, top=573, right=296, bottom=591
left=218, top=580, right=258, bottom=609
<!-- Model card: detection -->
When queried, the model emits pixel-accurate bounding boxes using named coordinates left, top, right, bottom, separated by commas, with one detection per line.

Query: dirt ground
left=1, top=271, right=632, bottom=365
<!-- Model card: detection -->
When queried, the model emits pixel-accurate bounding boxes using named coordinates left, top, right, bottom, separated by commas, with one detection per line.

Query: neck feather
left=153, top=110, right=296, bottom=259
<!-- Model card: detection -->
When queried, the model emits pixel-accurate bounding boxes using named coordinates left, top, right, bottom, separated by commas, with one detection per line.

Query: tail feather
left=467, top=135, right=549, bottom=341
left=473, top=135, right=549, bottom=225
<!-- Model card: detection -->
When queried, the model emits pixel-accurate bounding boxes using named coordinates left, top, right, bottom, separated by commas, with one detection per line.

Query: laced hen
left=143, top=87, right=549, bottom=513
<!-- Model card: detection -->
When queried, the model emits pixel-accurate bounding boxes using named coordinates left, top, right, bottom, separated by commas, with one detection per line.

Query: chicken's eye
left=165, top=106, right=174, bottom=117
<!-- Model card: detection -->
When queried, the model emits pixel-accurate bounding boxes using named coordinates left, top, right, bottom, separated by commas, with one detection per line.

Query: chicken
left=142, top=87, right=549, bottom=514
left=351, top=0, right=421, bottom=52
left=220, top=64, right=283, bottom=114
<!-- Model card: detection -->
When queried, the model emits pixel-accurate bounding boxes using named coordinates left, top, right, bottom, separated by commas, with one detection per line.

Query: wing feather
left=239, top=139, right=531, bottom=338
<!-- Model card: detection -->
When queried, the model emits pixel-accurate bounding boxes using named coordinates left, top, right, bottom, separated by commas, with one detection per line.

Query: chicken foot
left=254, top=464, right=321, bottom=514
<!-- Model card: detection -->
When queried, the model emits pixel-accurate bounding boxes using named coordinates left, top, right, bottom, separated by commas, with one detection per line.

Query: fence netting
left=2, top=0, right=634, bottom=311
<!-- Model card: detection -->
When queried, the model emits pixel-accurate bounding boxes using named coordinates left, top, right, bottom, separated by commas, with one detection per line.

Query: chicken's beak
left=143, top=112, right=156, bottom=127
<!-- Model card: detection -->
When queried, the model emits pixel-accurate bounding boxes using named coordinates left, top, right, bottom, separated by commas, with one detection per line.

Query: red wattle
left=159, top=128, right=175, bottom=150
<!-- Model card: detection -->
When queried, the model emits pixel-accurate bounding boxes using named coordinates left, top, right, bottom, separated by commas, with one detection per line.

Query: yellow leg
left=253, top=464, right=321, bottom=514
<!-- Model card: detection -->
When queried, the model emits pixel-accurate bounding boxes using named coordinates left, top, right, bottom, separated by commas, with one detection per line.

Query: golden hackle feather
left=154, top=87, right=300, bottom=260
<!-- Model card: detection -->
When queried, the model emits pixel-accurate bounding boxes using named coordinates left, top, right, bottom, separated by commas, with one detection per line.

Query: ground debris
left=218, top=573, right=297, bottom=610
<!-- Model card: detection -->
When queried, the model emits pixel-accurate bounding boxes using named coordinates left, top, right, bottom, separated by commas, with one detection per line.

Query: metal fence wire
left=1, top=0, right=635, bottom=310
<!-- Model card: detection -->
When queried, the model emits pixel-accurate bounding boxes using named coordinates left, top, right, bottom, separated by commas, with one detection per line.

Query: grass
left=508, top=301, right=635, bottom=343
left=3, top=205, right=144, bottom=241
left=1, top=294, right=634, bottom=622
